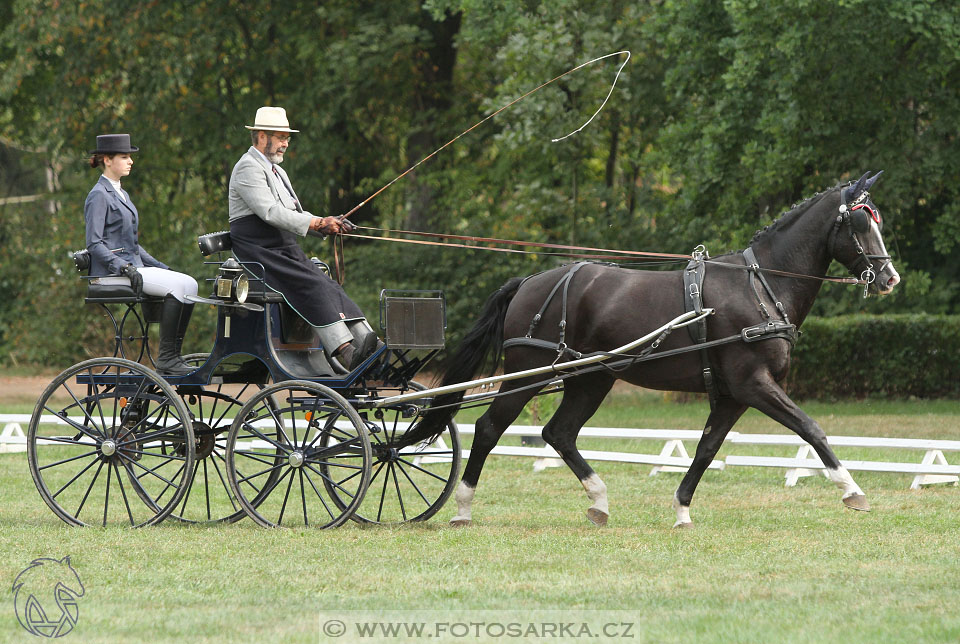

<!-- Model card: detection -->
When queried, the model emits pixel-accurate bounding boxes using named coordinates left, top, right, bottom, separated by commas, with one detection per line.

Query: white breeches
left=97, top=267, right=198, bottom=303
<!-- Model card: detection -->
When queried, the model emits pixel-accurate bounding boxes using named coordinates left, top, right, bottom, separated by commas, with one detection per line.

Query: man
left=228, top=106, right=378, bottom=371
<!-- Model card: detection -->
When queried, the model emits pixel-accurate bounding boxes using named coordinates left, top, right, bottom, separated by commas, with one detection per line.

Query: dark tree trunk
left=404, top=9, right=461, bottom=231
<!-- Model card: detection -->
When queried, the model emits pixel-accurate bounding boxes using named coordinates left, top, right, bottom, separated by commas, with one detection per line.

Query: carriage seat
left=70, top=248, right=162, bottom=311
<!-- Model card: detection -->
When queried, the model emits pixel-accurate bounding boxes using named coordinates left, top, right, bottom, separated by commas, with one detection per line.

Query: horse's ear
left=844, top=171, right=871, bottom=203
left=863, top=170, right=884, bottom=192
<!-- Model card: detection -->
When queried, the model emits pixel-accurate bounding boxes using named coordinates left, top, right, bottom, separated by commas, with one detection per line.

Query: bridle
left=829, top=190, right=892, bottom=297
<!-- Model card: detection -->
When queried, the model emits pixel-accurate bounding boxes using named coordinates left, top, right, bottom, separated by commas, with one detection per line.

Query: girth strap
left=683, top=255, right=718, bottom=409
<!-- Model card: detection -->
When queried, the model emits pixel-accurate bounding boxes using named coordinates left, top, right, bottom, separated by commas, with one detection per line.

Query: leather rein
left=332, top=225, right=865, bottom=286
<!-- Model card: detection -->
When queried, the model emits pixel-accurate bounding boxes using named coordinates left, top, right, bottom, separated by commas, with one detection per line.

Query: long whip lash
left=339, top=50, right=631, bottom=221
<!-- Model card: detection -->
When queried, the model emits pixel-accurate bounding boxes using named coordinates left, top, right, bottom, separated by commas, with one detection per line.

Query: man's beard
left=265, top=142, right=285, bottom=164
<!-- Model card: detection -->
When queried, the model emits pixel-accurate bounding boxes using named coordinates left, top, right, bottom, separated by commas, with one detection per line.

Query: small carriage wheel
left=26, top=357, right=195, bottom=527
left=225, top=380, right=372, bottom=528
left=165, top=354, right=279, bottom=524
left=320, top=381, right=461, bottom=525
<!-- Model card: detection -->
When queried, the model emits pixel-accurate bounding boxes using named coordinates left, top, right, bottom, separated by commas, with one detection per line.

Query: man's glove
left=337, top=215, right=356, bottom=233
left=120, top=264, right=143, bottom=296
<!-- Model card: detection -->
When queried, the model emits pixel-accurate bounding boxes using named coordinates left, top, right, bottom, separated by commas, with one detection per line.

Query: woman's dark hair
left=89, top=153, right=117, bottom=168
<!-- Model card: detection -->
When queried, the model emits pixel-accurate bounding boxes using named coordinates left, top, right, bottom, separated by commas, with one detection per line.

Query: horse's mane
left=749, top=184, right=840, bottom=245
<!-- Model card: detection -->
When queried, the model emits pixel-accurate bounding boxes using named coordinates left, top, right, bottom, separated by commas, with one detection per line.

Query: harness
left=501, top=255, right=799, bottom=404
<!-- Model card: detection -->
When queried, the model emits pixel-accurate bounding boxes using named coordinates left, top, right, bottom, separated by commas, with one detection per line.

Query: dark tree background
left=1, top=0, right=958, bottom=366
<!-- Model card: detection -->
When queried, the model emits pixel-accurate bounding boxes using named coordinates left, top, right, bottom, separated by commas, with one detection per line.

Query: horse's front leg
left=673, top=396, right=747, bottom=528
left=737, top=376, right=870, bottom=511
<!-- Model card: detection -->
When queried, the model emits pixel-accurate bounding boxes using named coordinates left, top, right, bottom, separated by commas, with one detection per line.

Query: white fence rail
left=5, top=415, right=957, bottom=489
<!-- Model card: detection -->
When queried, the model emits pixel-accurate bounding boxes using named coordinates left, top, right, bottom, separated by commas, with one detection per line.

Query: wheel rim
left=27, top=358, right=195, bottom=527
left=324, top=381, right=460, bottom=524
left=226, top=381, right=371, bottom=528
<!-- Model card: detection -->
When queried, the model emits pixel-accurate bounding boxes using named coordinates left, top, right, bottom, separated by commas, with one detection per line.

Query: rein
left=338, top=225, right=868, bottom=284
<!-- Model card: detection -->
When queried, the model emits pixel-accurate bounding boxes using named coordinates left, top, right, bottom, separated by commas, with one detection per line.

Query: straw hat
left=244, top=106, right=299, bottom=133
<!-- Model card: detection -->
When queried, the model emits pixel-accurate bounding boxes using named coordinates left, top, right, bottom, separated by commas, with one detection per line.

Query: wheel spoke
left=393, top=460, right=432, bottom=506
left=211, top=452, right=239, bottom=511
left=38, top=449, right=100, bottom=471
left=75, top=459, right=105, bottom=521
left=303, top=462, right=357, bottom=500
left=300, top=467, right=336, bottom=521
left=102, top=454, right=112, bottom=527
left=299, top=469, right=308, bottom=526
left=51, top=456, right=101, bottom=500
left=112, top=460, right=137, bottom=527
left=396, top=457, right=450, bottom=483
left=391, top=463, right=408, bottom=521
left=235, top=461, right=288, bottom=486
left=276, top=466, right=297, bottom=526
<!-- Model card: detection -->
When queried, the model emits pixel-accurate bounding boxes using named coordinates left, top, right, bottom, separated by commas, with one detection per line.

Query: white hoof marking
left=449, top=481, right=475, bottom=524
left=673, top=492, right=691, bottom=527
left=581, top=473, right=609, bottom=517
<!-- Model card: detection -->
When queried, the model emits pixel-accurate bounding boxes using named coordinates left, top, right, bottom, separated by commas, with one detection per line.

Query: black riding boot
left=156, top=295, right=193, bottom=375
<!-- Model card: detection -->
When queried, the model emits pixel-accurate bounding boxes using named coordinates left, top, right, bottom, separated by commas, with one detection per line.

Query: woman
left=85, top=133, right=198, bottom=375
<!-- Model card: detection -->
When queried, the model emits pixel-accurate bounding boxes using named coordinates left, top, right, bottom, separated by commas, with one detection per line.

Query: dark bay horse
left=410, top=172, right=900, bottom=527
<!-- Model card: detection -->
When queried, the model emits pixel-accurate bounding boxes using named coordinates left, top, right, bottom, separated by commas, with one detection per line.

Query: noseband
left=829, top=192, right=892, bottom=296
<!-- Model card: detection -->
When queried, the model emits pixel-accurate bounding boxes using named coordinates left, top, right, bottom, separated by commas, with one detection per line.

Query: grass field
left=1, top=390, right=958, bottom=643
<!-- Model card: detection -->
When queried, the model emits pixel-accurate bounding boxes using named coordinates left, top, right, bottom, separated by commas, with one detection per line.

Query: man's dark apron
left=230, top=215, right=364, bottom=327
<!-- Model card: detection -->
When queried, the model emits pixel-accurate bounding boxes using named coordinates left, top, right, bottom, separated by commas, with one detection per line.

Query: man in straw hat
left=228, top=106, right=379, bottom=372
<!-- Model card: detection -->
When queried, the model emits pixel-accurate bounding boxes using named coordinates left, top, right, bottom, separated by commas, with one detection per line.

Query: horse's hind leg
left=673, top=396, right=747, bottom=528
left=539, top=374, right=615, bottom=526
left=450, top=380, right=539, bottom=526
left=737, top=376, right=869, bottom=511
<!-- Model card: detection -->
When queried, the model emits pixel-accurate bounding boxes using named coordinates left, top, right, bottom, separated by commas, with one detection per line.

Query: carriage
left=27, top=230, right=464, bottom=528
left=27, top=172, right=899, bottom=529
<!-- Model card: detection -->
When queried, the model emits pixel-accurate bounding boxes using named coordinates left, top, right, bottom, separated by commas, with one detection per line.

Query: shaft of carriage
left=368, top=309, right=715, bottom=408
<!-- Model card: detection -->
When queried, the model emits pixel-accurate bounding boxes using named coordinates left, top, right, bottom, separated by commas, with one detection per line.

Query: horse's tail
left=401, top=276, right=525, bottom=445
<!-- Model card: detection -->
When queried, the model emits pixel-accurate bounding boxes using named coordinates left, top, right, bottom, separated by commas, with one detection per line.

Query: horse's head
left=830, top=171, right=900, bottom=296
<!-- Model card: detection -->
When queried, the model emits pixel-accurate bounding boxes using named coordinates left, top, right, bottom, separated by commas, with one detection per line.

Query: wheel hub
left=100, top=439, right=117, bottom=457
left=288, top=451, right=305, bottom=468
left=192, top=422, right=218, bottom=459
left=374, top=445, right=401, bottom=463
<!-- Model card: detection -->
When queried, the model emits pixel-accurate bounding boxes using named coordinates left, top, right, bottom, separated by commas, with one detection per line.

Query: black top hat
left=89, top=134, right=139, bottom=155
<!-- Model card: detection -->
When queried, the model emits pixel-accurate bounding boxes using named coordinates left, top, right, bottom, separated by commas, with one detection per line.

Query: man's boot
left=156, top=295, right=193, bottom=376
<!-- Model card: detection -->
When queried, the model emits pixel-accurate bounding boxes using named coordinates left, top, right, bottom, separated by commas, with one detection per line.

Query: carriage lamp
left=216, top=258, right=249, bottom=304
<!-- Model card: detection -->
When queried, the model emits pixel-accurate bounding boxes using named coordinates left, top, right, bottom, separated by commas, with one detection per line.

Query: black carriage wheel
left=165, top=354, right=278, bottom=524
left=27, top=358, right=195, bottom=527
left=321, top=381, right=461, bottom=525
left=225, top=380, right=372, bottom=528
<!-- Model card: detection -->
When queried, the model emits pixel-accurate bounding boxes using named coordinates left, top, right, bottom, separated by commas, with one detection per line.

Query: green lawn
left=1, top=393, right=958, bottom=643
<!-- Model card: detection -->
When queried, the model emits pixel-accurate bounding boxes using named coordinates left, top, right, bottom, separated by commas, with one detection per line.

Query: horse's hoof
left=449, top=518, right=472, bottom=527
left=673, top=520, right=694, bottom=529
left=586, top=508, right=608, bottom=526
left=843, top=494, right=871, bottom=512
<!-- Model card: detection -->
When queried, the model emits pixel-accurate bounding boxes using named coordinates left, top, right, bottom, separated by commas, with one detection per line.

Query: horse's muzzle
left=873, top=263, right=900, bottom=295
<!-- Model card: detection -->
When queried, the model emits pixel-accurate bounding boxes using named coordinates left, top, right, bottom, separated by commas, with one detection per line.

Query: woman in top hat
left=85, top=133, right=199, bottom=375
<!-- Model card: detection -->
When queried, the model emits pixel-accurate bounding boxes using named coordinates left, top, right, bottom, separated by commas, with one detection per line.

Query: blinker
left=849, top=203, right=881, bottom=233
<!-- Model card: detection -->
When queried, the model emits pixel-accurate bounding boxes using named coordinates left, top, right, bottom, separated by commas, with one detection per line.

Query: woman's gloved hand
left=120, top=264, right=143, bottom=296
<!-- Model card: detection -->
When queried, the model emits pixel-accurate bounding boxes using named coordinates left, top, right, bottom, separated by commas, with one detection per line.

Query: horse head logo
left=12, top=556, right=85, bottom=638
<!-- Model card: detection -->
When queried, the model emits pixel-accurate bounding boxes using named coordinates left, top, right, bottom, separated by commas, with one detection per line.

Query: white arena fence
left=4, top=414, right=958, bottom=490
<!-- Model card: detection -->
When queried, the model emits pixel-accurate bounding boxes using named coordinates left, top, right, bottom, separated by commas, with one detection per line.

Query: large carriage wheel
left=27, top=358, right=195, bottom=527
left=322, top=381, right=461, bottom=524
left=225, top=380, right=372, bottom=528
left=164, top=354, right=279, bottom=524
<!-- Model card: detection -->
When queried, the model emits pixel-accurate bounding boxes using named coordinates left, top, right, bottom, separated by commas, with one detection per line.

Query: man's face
left=262, top=131, right=291, bottom=164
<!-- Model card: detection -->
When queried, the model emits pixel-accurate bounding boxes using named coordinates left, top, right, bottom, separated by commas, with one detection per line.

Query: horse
left=406, top=171, right=900, bottom=528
